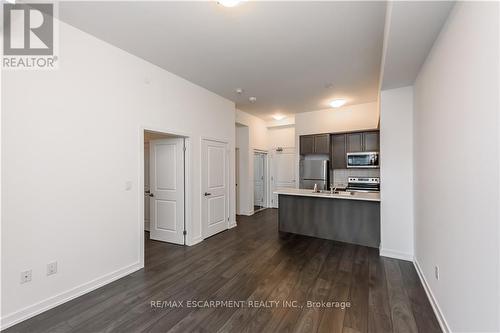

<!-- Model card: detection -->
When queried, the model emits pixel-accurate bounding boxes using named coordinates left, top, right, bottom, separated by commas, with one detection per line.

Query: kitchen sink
left=334, top=191, right=354, bottom=196
left=318, top=190, right=354, bottom=196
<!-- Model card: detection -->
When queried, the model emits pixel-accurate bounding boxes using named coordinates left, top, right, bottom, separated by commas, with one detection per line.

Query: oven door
left=347, top=152, right=379, bottom=168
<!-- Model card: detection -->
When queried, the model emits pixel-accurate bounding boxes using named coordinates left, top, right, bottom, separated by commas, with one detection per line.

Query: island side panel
left=278, top=194, right=380, bottom=248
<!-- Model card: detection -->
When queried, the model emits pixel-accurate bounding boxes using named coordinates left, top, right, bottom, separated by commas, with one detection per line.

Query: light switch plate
left=47, top=262, right=57, bottom=276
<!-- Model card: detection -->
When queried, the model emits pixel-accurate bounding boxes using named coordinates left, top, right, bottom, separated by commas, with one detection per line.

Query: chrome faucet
left=330, top=184, right=336, bottom=194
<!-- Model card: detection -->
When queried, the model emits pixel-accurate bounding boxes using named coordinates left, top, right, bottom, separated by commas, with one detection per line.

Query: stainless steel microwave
left=346, top=152, right=379, bottom=168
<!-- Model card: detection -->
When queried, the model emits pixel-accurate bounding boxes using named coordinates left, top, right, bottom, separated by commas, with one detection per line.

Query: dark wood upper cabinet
left=300, top=134, right=330, bottom=155
left=301, top=131, right=379, bottom=165
left=313, top=134, right=330, bottom=154
left=331, top=134, right=347, bottom=169
left=346, top=133, right=363, bottom=152
left=300, top=135, right=315, bottom=155
left=363, top=131, right=379, bottom=151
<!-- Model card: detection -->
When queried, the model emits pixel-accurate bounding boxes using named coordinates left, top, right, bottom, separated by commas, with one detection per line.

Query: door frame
left=139, top=126, right=191, bottom=268
left=253, top=149, right=269, bottom=210
left=200, top=137, right=231, bottom=239
left=235, top=147, right=240, bottom=215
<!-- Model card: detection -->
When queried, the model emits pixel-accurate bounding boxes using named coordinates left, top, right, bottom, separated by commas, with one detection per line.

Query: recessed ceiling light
left=217, top=0, right=243, bottom=7
left=235, top=88, right=244, bottom=94
left=272, top=114, right=286, bottom=121
left=329, top=99, right=347, bottom=108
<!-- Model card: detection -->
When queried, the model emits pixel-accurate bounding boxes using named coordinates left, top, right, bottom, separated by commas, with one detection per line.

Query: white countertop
left=274, top=188, right=380, bottom=202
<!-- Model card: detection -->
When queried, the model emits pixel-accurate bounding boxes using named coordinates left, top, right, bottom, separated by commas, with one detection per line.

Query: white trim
left=228, top=221, right=237, bottom=229
left=413, top=259, right=451, bottom=333
left=379, top=248, right=413, bottom=261
left=239, top=210, right=254, bottom=216
left=0, top=262, right=142, bottom=331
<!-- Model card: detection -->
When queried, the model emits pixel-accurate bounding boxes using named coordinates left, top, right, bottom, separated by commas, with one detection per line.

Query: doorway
left=253, top=151, right=268, bottom=213
left=144, top=130, right=186, bottom=245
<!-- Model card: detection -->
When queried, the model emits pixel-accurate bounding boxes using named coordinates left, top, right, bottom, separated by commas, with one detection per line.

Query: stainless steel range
left=347, top=177, right=380, bottom=192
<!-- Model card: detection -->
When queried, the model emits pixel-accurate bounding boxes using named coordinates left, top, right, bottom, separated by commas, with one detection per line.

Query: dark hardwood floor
left=4, top=209, right=440, bottom=333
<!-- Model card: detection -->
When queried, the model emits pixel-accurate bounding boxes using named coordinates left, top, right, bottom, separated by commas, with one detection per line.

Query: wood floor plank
left=367, top=250, right=393, bottom=333
left=398, top=261, right=441, bottom=333
left=383, top=258, right=419, bottom=333
left=343, top=246, right=370, bottom=333
left=292, top=242, right=344, bottom=333
left=4, top=209, right=438, bottom=333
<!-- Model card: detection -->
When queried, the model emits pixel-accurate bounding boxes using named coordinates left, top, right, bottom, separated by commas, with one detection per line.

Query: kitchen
left=275, top=127, right=381, bottom=248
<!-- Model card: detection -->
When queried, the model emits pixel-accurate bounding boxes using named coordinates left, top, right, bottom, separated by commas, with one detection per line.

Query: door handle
left=149, top=193, right=154, bottom=197
left=204, top=192, right=211, bottom=196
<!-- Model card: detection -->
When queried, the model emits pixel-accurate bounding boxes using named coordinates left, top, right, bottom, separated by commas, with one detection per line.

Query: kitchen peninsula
left=274, top=188, right=380, bottom=248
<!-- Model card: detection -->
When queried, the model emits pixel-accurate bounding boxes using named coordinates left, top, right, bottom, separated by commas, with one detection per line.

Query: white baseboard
left=379, top=248, right=414, bottom=261
left=0, top=262, right=142, bottom=331
left=228, top=222, right=237, bottom=229
left=413, top=259, right=451, bottom=333
left=186, top=235, right=203, bottom=246
left=238, top=210, right=254, bottom=216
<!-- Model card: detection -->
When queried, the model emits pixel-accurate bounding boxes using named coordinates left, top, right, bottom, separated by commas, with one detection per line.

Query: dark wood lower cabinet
left=278, top=195, right=380, bottom=248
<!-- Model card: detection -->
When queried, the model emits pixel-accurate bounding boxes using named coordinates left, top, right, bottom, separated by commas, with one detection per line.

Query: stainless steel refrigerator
left=299, top=160, right=329, bottom=190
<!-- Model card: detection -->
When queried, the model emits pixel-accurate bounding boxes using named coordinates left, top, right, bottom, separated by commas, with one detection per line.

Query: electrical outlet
left=47, top=262, right=57, bottom=276
left=434, top=265, right=440, bottom=280
left=21, top=270, right=32, bottom=284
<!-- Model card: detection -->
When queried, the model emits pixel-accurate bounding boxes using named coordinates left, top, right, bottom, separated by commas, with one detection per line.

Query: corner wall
left=235, top=110, right=268, bottom=215
left=413, top=2, right=500, bottom=331
left=379, top=86, right=414, bottom=261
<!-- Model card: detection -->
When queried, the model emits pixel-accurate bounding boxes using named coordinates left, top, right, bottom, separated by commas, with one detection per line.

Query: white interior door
left=202, top=139, right=228, bottom=238
left=149, top=138, right=185, bottom=244
left=271, top=148, right=296, bottom=208
left=254, top=153, right=265, bottom=207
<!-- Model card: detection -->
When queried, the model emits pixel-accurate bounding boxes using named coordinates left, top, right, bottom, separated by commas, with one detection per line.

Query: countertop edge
left=273, top=190, right=381, bottom=202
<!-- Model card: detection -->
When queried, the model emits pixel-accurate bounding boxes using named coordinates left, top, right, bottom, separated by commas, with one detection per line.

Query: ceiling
left=58, top=1, right=453, bottom=120
left=58, top=1, right=386, bottom=120
left=381, top=1, right=455, bottom=89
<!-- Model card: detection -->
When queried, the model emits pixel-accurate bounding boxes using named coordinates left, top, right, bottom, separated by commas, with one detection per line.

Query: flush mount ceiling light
left=272, top=114, right=286, bottom=121
left=217, top=0, right=243, bottom=7
left=329, top=99, right=347, bottom=108
left=249, top=97, right=257, bottom=103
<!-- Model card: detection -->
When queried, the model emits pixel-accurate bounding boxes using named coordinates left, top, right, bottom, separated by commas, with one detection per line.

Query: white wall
left=267, top=126, right=295, bottom=149
left=294, top=102, right=379, bottom=136
left=379, top=86, right=414, bottom=261
left=1, top=21, right=236, bottom=328
left=235, top=110, right=268, bottom=214
left=414, top=2, right=499, bottom=332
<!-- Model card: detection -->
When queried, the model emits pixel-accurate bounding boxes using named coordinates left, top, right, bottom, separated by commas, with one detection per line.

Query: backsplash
left=331, top=169, right=380, bottom=188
